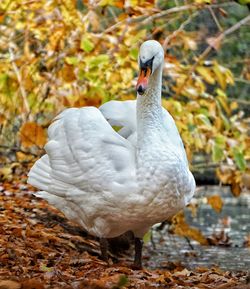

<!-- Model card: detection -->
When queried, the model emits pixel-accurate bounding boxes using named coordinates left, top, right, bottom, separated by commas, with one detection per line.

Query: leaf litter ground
left=0, top=174, right=248, bottom=289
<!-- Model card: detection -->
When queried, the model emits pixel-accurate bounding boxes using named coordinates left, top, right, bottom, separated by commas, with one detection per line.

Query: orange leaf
left=207, top=195, right=223, bottom=213
left=19, top=122, right=46, bottom=148
left=60, top=64, right=76, bottom=83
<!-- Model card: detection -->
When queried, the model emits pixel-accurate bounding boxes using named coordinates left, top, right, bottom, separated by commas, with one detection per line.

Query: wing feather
left=28, top=106, right=136, bottom=198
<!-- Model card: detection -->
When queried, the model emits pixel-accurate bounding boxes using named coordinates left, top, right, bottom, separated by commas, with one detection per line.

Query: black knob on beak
left=137, top=85, right=145, bottom=95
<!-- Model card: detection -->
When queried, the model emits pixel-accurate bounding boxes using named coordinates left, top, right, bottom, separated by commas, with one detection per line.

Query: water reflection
left=146, top=186, right=250, bottom=271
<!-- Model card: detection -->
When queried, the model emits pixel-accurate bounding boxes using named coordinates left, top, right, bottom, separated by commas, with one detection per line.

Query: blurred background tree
left=0, top=0, right=249, bottom=195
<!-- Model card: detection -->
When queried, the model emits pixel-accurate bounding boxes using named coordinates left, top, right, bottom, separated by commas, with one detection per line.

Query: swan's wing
left=99, top=100, right=136, bottom=142
left=28, top=107, right=136, bottom=198
left=100, top=100, right=188, bottom=164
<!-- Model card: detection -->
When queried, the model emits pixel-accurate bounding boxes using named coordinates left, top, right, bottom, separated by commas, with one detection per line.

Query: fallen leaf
left=231, top=180, right=241, bottom=197
left=171, top=212, right=208, bottom=245
left=21, top=279, right=44, bottom=289
left=207, top=230, right=231, bottom=246
left=207, top=195, right=223, bottom=213
left=0, top=280, right=21, bottom=289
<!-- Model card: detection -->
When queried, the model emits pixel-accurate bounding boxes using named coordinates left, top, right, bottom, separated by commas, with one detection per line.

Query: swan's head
left=136, top=40, right=164, bottom=95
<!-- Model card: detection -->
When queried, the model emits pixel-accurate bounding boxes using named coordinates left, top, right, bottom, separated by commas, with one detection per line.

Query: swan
left=28, top=40, right=195, bottom=268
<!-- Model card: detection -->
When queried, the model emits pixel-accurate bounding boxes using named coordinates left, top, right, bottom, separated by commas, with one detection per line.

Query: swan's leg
left=133, top=237, right=143, bottom=269
left=100, top=238, right=109, bottom=262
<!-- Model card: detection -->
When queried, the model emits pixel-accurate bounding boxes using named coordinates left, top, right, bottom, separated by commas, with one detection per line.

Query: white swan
left=28, top=40, right=195, bottom=268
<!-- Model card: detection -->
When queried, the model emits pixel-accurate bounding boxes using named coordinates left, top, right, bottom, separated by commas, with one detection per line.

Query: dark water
left=145, top=186, right=250, bottom=271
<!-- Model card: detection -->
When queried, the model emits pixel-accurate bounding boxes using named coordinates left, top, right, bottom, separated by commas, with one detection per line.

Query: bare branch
left=208, top=6, right=223, bottom=32
left=163, top=12, right=198, bottom=50
left=234, top=78, right=250, bottom=85
left=229, top=98, right=250, bottom=105
left=175, top=14, right=250, bottom=97
left=223, top=14, right=250, bottom=36
left=97, top=2, right=236, bottom=36
left=140, top=2, right=236, bottom=25
left=192, top=162, right=219, bottom=170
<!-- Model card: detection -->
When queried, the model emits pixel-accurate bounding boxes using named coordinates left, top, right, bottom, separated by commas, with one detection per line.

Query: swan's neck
left=136, top=64, right=163, bottom=145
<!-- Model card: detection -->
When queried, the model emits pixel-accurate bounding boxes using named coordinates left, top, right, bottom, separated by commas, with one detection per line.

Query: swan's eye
left=139, top=56, right=154, bottom=71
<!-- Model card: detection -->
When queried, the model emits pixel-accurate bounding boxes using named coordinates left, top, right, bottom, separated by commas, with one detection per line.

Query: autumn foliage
left=0, top=0, right=249, bottom=194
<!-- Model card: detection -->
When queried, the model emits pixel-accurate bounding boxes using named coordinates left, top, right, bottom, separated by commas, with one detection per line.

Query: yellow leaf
left=48, top=28, right=65, bottom=51
left=216, top=89, right=230, bottom=115
left=230, top=101, right=238, bottom=111
left=195, top=0, right=211, bottom=3
left=171, top=212, right=208, bottom=245
left=196, top=66, right=215, bottom=85
left=213, top=63, right=230, bottom=90
left=87, top=11, right=100, bottom=32
left=21, top=67, right=34, bottom=91
left=216, top=167, right=233, bottom=184
left=194, top=133, right=203, bottom=149
left=19, top=122, right=46, bottom=148
left=0, top=167, right=12, bottom=180
left=16, top=151, right=34, bottom=162
left=183, top=36, right=197, bottom=50
left=99, top=0, right=124, bottom=8
left=207, top=195, right=223, bottom=213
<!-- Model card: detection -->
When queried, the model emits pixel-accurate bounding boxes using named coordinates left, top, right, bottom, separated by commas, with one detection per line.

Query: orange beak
left=136, top=67, right=151, bottom=95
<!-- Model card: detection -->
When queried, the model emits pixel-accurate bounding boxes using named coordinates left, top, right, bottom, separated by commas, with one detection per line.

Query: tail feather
left=35, top=191, right=89, bottom=230
left=28, top=155, right=51, bottom=191
left=28, top=154, right=70, bottom=195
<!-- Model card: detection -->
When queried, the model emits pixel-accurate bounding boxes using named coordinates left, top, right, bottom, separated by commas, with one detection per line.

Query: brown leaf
left=218, top=8, right=228, bottom=18
left=19, top=122, right=46, bottom=148
left=207, top=230, right=231, bottom=247
left=21, top=279, right=44, bottom=289
left=207, top=36, right=222, bottom=51
left=231, top=180, right=241, bottom=197
left=0, top=280, right=21, bottom=289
